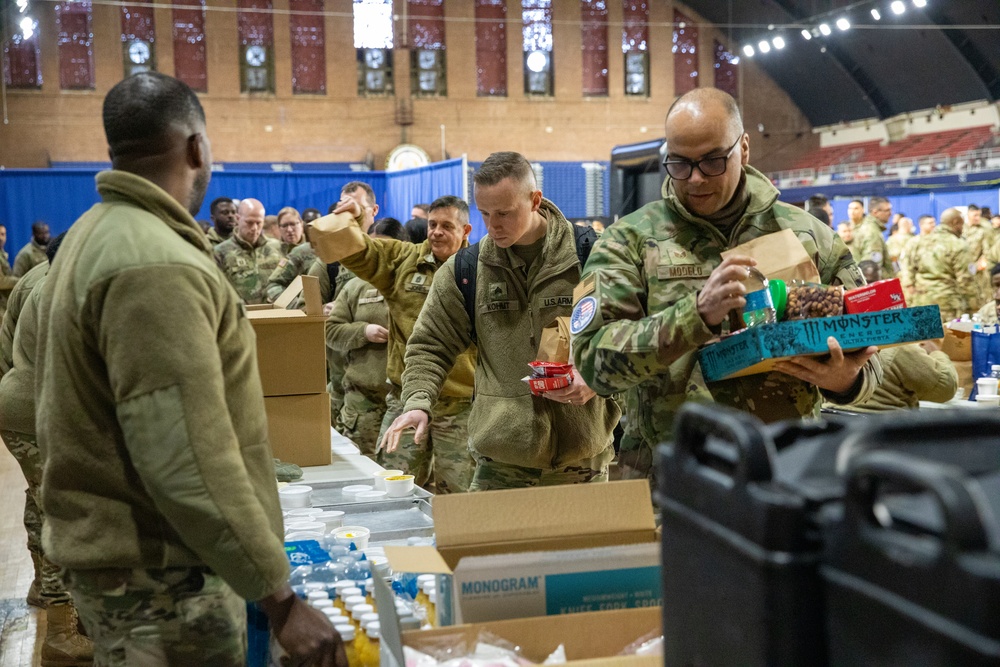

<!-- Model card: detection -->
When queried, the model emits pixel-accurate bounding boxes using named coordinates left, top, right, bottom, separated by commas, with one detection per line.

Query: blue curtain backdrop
left=0, top=159, right=472, bottom=256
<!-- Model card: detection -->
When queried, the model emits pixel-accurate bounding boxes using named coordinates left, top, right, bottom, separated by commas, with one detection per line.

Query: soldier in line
left=885, top=215, right=915, bottom=272
left=36, top=72, right=344, bottom=667
left=330, top=195, right=478, bottom=493
left=206, top=196, right=237, bottom=245
left=854, top=196, right=894, bottom=278
left=262, top=214, right=280, bottom=241
left=214, top=198, right=282, bottom=304
left=897, top=214, right=937, bottom=300
left=571, top=88, right=880, bottom=483
left=13, top=221, right=50, bottom=277
left=274, top=206, right=306, bottom=258
left=303, top=207, right=322, bottom=224
left=906, top=208, right=977, bottom=322
left=266, top=235, right=318, bottom=302
left=965, top=203, right=997, bottom=311
left=325, top=218, right=408, bottom=457
left=836, top=221, right=855, bottom=251
left=975, top=263, right=1000, bottom=325
left=0, top=224, right=19, bottom=325
left=379, top=156, right=620, bottom=491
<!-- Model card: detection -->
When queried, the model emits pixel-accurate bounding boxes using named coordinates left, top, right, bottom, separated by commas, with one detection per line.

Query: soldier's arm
left=95, top=265, right=289, bottom=601
left=325, top=281, right=369, bottom=352
left=337, top=215, right=410, bottom=293
left=572, top=229, right=716, bottom=396
left=399, top=257, right=471, bottom=415
left=265, top=255, right=297, bottom=302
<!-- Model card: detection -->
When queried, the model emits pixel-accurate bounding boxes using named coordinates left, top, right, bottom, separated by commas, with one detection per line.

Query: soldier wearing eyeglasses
left=570, top=88, right=882, bottom=483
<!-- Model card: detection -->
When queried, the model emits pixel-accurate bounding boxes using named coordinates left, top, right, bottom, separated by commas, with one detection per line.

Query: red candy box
left=843, top=278, right=907, bottom=314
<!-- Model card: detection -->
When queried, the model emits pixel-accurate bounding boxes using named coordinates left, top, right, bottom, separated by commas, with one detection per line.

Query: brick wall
left=0, top=0, right=816, bottom=172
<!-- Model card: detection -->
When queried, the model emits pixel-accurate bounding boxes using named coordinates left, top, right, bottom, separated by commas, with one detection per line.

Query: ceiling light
left=758, top=40, right=771, bottom=54
left=913, top=0, right=927, bottom=7
left=801, top=29, right=812, bottom=40
left=772, top=36, right=785, bottom=49
left=891, top=1, right=906, bottom=15
left=743, top=45, right=755, bottom=57
left=818, top=23, right=832, bottom=36
left=836, top=18, right=850, bottom=31
left=871, top=8, right=881, bottom=20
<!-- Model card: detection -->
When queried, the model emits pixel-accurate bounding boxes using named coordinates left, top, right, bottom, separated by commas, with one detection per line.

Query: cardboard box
left=843, top=278, right=907, bottom=314
left=698, top=305, right=944, bottom=382
left=308, top=212, right=368, bottom=264
left=942, top=326, right=972, bottom=361
left=381, top=480, right=659, bottom=626
left=264, top=392, right=331, bottom=467
left=374, top=594, right=662, bottom=667
left=247, top=276, right=328, bottom=396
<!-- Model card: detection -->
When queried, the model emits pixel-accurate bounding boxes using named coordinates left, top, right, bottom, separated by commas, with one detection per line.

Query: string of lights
left=741, top=0, right=930, bottom=59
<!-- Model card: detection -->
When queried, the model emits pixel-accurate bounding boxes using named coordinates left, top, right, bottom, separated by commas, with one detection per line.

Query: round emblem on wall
left=386, top=144, right=431, bottom=172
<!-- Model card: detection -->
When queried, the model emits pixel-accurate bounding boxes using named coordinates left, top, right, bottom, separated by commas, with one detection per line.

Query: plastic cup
left=977, top=377, right=999, bottom=395
left=315, top=511, right=346, bottom=533
left=278, top=485, right=313, bottom=509
left=975, top=394, right=1000, bottom=407
left=333, top=526, right=371, bottom=550
left=384, top=474, right=415, bottom=498
left=373, top=469, right=404, bottom=491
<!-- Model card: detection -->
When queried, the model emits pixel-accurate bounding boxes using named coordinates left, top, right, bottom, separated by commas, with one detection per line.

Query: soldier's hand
left=543, top=367, right=597, bottom=406
left=773, top=336, right=878, bottom=395
left=365, top=324, right=389, bottom=343
left=380, top=409, right=429, bottom=453
left=918, top=339, right=942, bottom=354
left=331, top=198, right=362, bottom=221
left=261, top=586, right=348, bottom=667
left=697, top=255, right=757, bottom=327
left=323, top=301, right=335, bottom=316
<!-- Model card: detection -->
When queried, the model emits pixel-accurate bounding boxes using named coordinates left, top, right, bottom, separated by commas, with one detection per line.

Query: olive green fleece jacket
left=0, top=262, right=46, bottom=378
left=401, top=201, right=621, bottom=469
left=325, top=276, right=390, bottom=400
left=36, top=170, right=289, bottom=601
left=0, top=271, right=47, bottom=436
left=339, top=235, right=476, bottom=399
left=838, top=345, right=957, bottom=412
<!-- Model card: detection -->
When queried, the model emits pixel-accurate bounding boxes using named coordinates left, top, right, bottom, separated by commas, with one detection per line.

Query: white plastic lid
left=307, top=591, right=329, bottom=602
left=992, top=365, right=1000, bottom=371
left=304, top=582, right=326, bottom=592
left=366, top=621, right=381, bottom=639
left=322, top=607, right=343, bottom=618
left=335, top=625, right=354, bottom=641
left=428, top=590, right=437, bottom=604
left=310, top=599, right=334, bottom=610
left=334, top=581, right=358, bottom=593
left=343, top=595, right=367, bottom=610
left=341, top=587, right=364, bottom=599
left=359, top=612, right=379, bottom=626
left=352, top=603, right=375, bottom=620
left=416, top=574, right=435, bottom=589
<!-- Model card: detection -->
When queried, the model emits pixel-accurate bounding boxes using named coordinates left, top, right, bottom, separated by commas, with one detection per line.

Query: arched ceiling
left=682, top=0, right=1000, bottom=127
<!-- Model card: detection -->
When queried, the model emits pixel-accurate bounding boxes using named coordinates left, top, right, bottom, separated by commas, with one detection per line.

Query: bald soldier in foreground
left=36, top=72, right=345, bottom=666
left=571, top=88, right=882, bottom=482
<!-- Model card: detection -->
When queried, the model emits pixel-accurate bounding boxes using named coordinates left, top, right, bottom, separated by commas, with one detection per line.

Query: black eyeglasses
left=663, top=133, right=743, bottom=180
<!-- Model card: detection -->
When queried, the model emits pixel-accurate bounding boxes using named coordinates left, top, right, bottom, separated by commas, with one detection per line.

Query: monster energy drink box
left=698, top=305, right=943, bottom=382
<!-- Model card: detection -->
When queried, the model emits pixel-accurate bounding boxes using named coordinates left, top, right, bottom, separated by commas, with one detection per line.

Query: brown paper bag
left=537, top=316, right=571, bottom=363
left=953, top=360, right=973, bottom=399
left=721, top=228, right=821, bottom=283
left=941, top=328, right=972, bottom=361
left=308, top=212, right=368, bottom=264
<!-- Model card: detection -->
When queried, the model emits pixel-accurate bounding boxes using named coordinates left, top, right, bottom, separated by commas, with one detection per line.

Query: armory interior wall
left=0, top=0, right=816, bottom=172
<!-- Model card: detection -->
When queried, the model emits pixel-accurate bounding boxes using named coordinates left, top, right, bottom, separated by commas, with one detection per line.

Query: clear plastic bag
left=785, top=280, right=844, bottom=320
left=620, top=630, right=664, bottom=657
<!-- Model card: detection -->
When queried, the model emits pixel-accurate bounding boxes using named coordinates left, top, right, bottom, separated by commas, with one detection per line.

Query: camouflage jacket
left=205, top=226, right=231, bottom=246
left=572, top=166, right=881, bottom=450
left=325, top=277, right=390, bottom=400
left=214, top=234, right=282, bottom=304
left=885, top=232, right=913, bottom=267
left=831, top=345, right=956, bottom=412
left=963, top=222, right=995, bottom=260
left=13, top=240, right=47, bottom=278
left=854, top=215, right=893, bottom=277
left=266, top=243, right=317, bottom=302
left=908, top=226, right=976, bottom=320
left=275, top=238, right=306, bottom=258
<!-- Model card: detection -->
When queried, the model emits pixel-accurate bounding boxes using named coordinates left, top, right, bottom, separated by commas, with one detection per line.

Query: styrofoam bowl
left=355, top=490, right=388, bottom=502
left=285, top=531, right=324, bottom=542
left=384, top=474, right=415, bottom=498
left=975, top=394, right=1000, bottom=407
left=341, top=485, right=373, bottom=500
left=285, top=521, right=324, bottom=535
left=315, top=510, right=346, bottom=533
left=332, top=526, right=371, bottom=550
left=373, top=469, right=404, bottom=491
left=278, top=485, right=313, bottom=509
left=286, top=508, right=324, bottom=519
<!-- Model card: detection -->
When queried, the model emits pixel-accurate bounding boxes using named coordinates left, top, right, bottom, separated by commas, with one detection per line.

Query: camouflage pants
left=468, top=446, right=614, bottom=491
left=64, top=567, right=246, bottom=667
left=1, top=429, right=71, bottom=605
left=337, top=388, right=388, bottom=459
left=328, top=350, right=346, bottom=424
left=616, top=433, right=657, bottom=491
left=377, top=389, right=474, bottom=494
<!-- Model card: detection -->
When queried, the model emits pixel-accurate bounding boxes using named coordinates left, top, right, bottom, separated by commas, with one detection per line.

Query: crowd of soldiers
left=833, top=197, right=1000, bottom=323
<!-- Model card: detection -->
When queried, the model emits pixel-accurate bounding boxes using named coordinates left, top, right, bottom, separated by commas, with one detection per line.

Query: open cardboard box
left=263, top=392, right=331, bottom=467
left=247, top=275, right=328, bottom=396
left=380, top=480, right=660, bottom=627
left=373, top=581, right=661, bottom=667
left=698, top=305, right=945, bottom=382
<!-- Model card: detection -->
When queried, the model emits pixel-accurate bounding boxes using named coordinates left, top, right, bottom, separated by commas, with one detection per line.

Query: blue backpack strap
left=453, top=242, right=481, bottom=344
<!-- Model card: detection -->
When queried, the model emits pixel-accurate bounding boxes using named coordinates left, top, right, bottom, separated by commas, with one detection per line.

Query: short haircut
left=46, top=231, right=67, bottom=263
left=849, top=199, right=864, bottom=207
left=371, top=217, right=408, bottom=241
left=103, top=72, right=205, bottom=161
left=474, top=152, right=536, bottom=191
left=413, top=203, right=429, bottom=214
left=889, top=222, right=899, bottom=235
left=968, top=203, right=980, bottom=212
left=210, top=197, right=234, bottom=214
left=808, top=206, right=830, bottom=226
left=918, top=214, right=935, bottom=223
left=807, top=194, right=829, bottom=209
left=858, top=260, right=881, bottom=281
left=869, top=196, right=889, bottom=210
left=428, top=195, right=470, bottom=224
left=32, top=221, right=48, bottom=234
left=837, top=221, right=852, bottom=231
left=405, top=218, right=427, bottom=244
left=665, top=88, right=743, bottom=140
left=341, top=181, right=376, bottom=207
left=276, top=206, right=300, bottom=224
left=302, top=207, right=321, bottom=218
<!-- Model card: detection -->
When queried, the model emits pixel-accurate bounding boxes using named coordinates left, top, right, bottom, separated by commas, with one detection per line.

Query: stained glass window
left=622, top=1, right=648, bottom=96
left=3, top=32, right=41, bottom=89
left=714, top=40, right=739, bottom=97
left=173, top=0, right=207, bottom=92
left=475, top=0, right=506, bottom=96
left=522, top=0, right=552, bottom=96
left=409, top=0, right=446, bottom=96
left=672, top=8, right=698, bottom=95
left=581, top=0, right=608, bottom=97
left=290, top=0, right=326, bottom=94
left=354, top=0, right=394, bottom=96
left=56, top=1, right=94, bottom=90
left=238, top=0, right=275, bottom=93
left=121, top=4, right=156, bottom=77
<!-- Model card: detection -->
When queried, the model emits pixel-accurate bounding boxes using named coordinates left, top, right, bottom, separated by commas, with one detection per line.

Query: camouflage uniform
left=205, top=226, right=231, bottom=246
left=965, top=222, right=997, bottom=311
left=854, top=215, right=893, bottom=277
left=273, top=238, right=306, bottom=259
left=309, top=259, right=354, bottom=421
left=468, top=448, right=613, bottom=491
left=65, top=567, right=246, bottom=667
left=214, top=233, right=282, bottom=304
left=13, top=239, right=47, bottom=277
left=976, top=300, right=999, bottom=325
left=907, top=225, right=976, bottom=321
left=572, top=167, right=881, bottom=481
left=326, top=277, right=390, bottom=458
left=898, top=233, right=927, bottom=299
left=885, top=231, right=914, bottom=271
left=0, top=250, right=17, bottom=326
left=265, top=243, right=317, bottom=302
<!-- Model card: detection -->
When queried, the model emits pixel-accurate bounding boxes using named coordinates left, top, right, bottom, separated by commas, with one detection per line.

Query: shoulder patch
left=570, top=296, right=598, bottom=335
left=277, top=257, right=288, bottom=268
left=573, top=274, right=596, bottom=303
